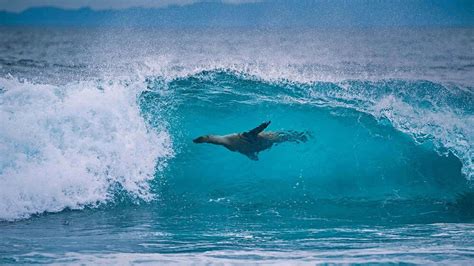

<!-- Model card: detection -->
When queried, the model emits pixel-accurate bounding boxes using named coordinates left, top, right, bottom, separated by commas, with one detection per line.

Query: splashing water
left=0, top=77, right=172, bottom=220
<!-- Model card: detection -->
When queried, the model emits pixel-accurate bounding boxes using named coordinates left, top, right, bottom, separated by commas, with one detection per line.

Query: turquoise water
left=0, top=28, right=473, bottom=264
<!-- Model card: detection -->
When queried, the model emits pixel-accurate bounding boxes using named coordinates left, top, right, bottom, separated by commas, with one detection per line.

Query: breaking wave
left=0, top=77, right=172, bottom=221
left=0, top=69, right=472, bottom=221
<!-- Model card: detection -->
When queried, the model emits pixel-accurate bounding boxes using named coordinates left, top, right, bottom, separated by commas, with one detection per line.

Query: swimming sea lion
left=193, top=121, right=308, bottom=160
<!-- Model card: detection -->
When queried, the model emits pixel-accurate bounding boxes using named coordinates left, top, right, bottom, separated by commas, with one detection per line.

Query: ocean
left=0, top=27, right=473, bottom=264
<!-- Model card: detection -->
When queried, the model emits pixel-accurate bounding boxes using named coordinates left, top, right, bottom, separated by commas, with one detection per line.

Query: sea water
left=0, top=27, right=473, bottom=264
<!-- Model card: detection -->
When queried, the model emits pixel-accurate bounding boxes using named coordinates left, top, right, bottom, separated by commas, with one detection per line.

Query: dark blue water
left=0, top=28, right=473, bottom=264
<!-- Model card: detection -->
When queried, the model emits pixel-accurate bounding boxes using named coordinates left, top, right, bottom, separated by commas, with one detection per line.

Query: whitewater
left=0, top=27, right=473, bottom=264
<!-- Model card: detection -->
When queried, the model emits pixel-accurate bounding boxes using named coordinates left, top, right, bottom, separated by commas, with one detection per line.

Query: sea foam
left=0, top=77, right=172, bottom=221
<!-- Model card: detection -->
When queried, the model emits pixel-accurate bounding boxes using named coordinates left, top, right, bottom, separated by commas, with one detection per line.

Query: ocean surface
left=0, top=27, right=473, bottom=264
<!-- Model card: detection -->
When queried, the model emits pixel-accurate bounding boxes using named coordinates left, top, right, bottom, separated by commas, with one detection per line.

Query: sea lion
left=193, top=121, right=308, bottom=160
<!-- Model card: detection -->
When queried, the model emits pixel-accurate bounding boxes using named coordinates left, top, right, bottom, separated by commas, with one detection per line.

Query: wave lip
left=0, top=77, right=173, bottom=221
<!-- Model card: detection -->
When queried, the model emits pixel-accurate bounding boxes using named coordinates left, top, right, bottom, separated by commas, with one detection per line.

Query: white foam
left=0, top=77, right=173, bottom=221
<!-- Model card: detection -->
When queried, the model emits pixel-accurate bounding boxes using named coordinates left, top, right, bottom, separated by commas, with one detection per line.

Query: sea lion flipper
left=246, top=153, right=259, bottom=161
left=244, top=121, right=271, bottom=137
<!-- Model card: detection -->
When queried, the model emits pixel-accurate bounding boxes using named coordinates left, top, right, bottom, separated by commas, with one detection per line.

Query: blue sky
left=0, top=0, right=259, bottom=12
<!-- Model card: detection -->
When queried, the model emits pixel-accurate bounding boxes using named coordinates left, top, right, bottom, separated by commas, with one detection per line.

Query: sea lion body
left=216, top=132, right=276, bottom=151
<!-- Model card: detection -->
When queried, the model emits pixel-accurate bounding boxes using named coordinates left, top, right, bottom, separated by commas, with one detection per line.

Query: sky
left=0, top=0, right=259, bottom=12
